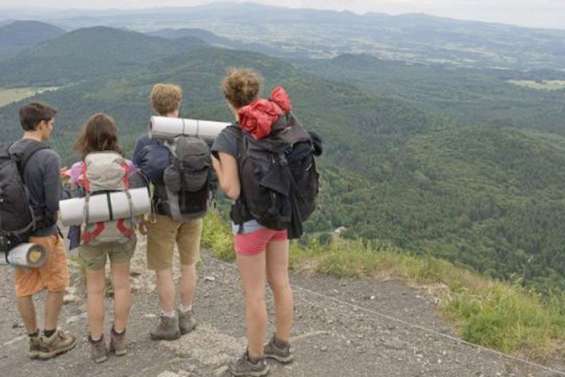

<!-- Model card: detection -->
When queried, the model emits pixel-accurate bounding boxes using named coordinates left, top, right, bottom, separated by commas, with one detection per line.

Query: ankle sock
left=179, top=304, right=192, bottom=313
left=161, top=310, right=175, bottom=318
left=112, top=326, right=126, bottom=336
left=43, top=329, right=56, bottom=338
left=89, top=334, right=103, bottom=343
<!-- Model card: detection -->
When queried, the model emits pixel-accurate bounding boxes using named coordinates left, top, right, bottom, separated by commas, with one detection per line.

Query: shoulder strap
left=18, top=142, right=50, bottom=176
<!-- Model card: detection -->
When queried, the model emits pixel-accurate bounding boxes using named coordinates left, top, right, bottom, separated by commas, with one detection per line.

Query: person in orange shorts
left=8, top=102, right=77, bottom=359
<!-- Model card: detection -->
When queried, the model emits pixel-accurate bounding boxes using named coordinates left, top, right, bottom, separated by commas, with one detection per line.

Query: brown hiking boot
left=110, top=327, right=128, bottom=356
left=230, top=351, right=270, bottom=377
left=178, top=309, right=197, bottom=335
left=37, top=329, right=77, bottom=360
left=264, top=335, right=294, bottom=364
left=88, top=335, right=108, bottom=364
left=28, top=335, right=41, bottom=359
left=150, top=315, right=181, bottom=341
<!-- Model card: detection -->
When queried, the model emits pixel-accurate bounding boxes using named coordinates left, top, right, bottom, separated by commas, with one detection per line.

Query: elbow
left=224, top=186, right=240, bottom=200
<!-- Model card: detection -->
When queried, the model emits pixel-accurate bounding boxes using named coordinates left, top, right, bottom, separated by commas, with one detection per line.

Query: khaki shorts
left=78, top=238, right=136, bottom=271
left=146, top=215, right=203, bottom=271
left=15, top=234, right=70, bottom=298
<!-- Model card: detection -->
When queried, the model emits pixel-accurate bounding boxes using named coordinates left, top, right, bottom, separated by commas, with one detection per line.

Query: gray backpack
left=157, top=136, right=213, bottom=221
left=81, top=152, right=135, bottom=246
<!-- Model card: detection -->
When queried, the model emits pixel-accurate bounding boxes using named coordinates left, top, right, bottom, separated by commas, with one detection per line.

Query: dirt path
left=0, top=236, right=563, bottom=377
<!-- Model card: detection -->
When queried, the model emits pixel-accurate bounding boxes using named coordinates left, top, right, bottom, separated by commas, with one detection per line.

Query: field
left=508, top=80, right=565, bottom=91
left=0, top=87, right=59, bottom=107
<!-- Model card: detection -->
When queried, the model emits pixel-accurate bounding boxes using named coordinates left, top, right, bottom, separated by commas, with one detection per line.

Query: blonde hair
left=150, top=83, right=182, bottom=115
left=222, top=68, right=263, bottom=109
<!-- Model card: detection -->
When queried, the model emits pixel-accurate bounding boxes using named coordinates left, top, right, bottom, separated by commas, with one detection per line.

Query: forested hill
left=1, top=26, right=565, bottom=293
left=0, top=20, right=64, bottom=60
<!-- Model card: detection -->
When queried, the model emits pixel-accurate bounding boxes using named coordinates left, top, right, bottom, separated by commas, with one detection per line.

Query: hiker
left=211, top=68, right=321, bottom=377
left=68, top=113, right=141, bottom=363
left=133, top=83, right=212, bottom=340
left=6, top=102, right=77, bottom=359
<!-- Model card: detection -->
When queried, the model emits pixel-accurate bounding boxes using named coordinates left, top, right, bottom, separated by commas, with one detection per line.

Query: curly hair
left=73, top=113, right=123, bottom=159
left=150, top=83, right=183, bottom=115
left=222, top=68, right=263, bottom=109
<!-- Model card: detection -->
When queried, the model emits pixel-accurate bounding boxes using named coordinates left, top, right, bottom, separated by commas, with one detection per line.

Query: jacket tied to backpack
left=231, top=87, right=322, bottom=239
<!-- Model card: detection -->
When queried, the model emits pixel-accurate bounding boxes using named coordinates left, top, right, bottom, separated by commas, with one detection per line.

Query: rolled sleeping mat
left=59, top=187, right=151, bottom=227
left=149, top=116, right=230, bottom=143
left=0, top=243, right=47, bottom=268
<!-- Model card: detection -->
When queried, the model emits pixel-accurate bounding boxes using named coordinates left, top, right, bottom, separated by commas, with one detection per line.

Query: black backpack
left=155, top=135, right=216, bottom=221
left=0, top=142, right=49, bottom=252
left=232, top=113, right=322, bottom=239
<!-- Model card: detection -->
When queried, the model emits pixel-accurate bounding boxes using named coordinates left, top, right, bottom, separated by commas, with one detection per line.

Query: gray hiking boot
left=229, top=351, right=270, bottom=377
left=178, top=309, right=197, bottom=335
left=150, top=315, right=181, bottom=341
left=28, top=334, right=41, bottom=359
left=264, top=335, right=294, bottom=364
left=37, top=329, right=77, bottom=360
left=88, top=335, right=108, bottom=364
left=110, top=327, right=128, bottom=356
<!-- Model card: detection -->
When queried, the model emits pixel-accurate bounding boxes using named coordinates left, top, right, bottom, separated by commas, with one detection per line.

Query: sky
left=1, top=0, right=564, bottom=30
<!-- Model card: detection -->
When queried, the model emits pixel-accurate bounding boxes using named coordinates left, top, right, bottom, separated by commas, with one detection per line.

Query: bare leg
left=86, top=269, right=106, bottom=338
left=110, top=262, right=131, bottom=332
left=236, top=252, right=267, bottom=359
left=266, top=240, right=293, bottom=343
left=17, top=296, right=38, bottom=334
left=44, top=291, right=64, bottom=332
left=155, top=269, right=175, bottom=313
left=179, top=263, right=197, bottom=308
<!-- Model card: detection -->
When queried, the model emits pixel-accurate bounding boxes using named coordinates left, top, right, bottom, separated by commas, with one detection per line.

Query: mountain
left=0, top=20, right=65, bottom=60
left=296, top=53, right=565, bottom=134
left=1, top=33, right=565, bottom=292
left=0, top=26, right=207, bottom=86
left=39, top=3, right=565, bottom=70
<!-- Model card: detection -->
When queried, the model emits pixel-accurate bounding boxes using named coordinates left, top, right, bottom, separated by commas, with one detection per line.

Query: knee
left=268, top=275, right=290, bottom=294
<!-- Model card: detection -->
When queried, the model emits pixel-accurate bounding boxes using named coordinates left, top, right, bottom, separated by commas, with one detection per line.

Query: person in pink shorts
left=211, top=68, right=295, bottom=377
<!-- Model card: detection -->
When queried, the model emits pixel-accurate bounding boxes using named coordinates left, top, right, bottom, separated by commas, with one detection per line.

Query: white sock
left=161, top=310, right=175, bottom=318
left=179, top=304, right=193, bottom=313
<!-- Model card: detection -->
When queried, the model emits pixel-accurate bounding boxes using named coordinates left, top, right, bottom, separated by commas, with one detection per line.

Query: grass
left=0, top=87, right=59, bottom=107
left=201, top=211, right=565, bottom=361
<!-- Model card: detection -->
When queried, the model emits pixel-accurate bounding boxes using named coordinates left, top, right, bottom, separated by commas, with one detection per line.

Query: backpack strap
left=14, top=141, right=50, bottom=177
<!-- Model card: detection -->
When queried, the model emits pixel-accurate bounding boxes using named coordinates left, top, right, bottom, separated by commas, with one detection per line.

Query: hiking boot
left=28, top=334, right=41, bottom=359
left=150, top=315, right=181, bottom=341
left=110, top=327, right=128, bottom=356
left=229, top=351, right=270, bottom=377
left=88, top=335, right=108, bottom=364
left=37, top=329, right=77, bottom=360
left=178, top=309, right=197, bottom=335
left=264, top=335, right=294, bottom=364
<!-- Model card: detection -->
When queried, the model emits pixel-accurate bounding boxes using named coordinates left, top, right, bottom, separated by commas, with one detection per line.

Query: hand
left=60, top=166, right=70, bottom=185
left=138, top=220, right=148, bottom=236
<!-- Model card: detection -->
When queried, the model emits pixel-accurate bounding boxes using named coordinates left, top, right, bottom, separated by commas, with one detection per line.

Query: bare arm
left=212, top=152, right=240, bottom=200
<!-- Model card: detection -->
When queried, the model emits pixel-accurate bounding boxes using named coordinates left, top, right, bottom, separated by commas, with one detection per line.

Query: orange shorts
left=14, top=234, right=70, bottom=298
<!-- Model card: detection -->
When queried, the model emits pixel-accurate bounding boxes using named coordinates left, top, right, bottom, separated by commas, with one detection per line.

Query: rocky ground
left=0, top=235, right=564, bottom=377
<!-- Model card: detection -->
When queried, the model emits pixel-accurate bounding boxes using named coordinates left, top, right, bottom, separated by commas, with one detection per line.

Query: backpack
left=80, top=152, right=136, bottom=246
left=232, top=113, right=321, bottom=239
left=0, top=142, right=49, bottom=253
left=155, top=135, right=214, bottom=221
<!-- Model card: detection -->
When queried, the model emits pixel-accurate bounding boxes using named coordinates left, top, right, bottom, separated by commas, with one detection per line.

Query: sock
left=179, top=304, right=192, bottom=313
left=89, top=334, right=103, bottom=343
left=28, top=330, right=39, bottom=338
left=43, top=329, right=56, bottom=338
left=112, top=326, right=126, bottom=335
left=161, top=310, right=175, bottom=318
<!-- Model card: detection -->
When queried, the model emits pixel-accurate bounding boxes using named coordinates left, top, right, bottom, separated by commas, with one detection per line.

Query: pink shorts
left=234, top=228, right=288, bottom=256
